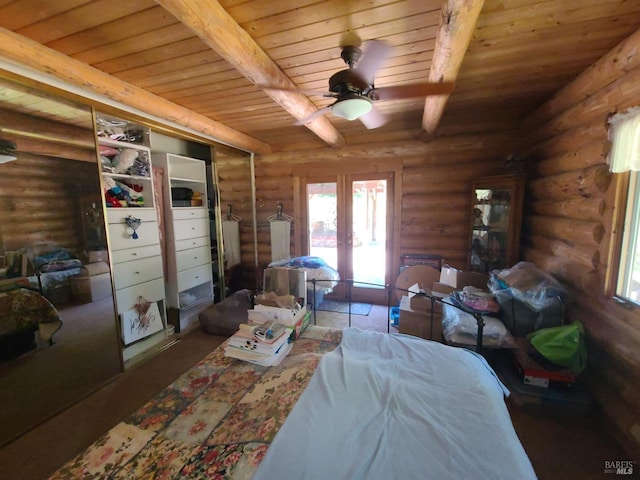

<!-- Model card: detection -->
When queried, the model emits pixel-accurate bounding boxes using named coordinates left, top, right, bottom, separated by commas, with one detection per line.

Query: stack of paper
left=224, top=322, right=293, bottom=366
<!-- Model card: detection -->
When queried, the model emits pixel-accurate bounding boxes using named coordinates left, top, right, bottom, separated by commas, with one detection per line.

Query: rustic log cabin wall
left=517, top=28, right=640, bottom=455
left=220, top=131, right=518, bottom=289
left=0, top=108, right=99, bottom=259
left=215, top=149, right=257, bottom=290
left=0, top=154, right=99, bottom=253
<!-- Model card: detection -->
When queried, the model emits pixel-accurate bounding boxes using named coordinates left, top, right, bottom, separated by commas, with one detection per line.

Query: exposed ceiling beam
left=0, top=108, right=95, bottom=148
left=422, top=0, right=485, bottom=138
left=155, top=0, right=345, bottom=149
left=0, top=28, right=271, bottom=155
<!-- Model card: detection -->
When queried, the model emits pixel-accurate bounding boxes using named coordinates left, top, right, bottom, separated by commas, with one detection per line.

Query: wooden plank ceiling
left=0, top=0, right=639, bottom=154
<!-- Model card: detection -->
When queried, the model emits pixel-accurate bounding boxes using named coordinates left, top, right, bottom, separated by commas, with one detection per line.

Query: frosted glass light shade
left=332, top=96, right=372, bottom=121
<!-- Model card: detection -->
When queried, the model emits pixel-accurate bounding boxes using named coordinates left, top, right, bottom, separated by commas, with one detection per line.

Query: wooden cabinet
left=152, top=152, right=214, bottom=332
left=469, top=174, right=524, bottom=273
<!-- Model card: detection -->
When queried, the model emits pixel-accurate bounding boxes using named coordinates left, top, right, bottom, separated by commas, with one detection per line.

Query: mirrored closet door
left=0, top=77, right=121, bottom=446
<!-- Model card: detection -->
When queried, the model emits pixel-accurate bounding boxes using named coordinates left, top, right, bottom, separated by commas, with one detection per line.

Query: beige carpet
left=310, top=304, right=397, bottom=333
left=0, top=297, right=122, bottom=447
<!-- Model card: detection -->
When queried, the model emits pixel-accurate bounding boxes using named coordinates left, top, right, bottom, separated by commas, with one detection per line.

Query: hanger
left=225, top=204, right=241, bottom=222
left=268, top=202, right=292, bottom=222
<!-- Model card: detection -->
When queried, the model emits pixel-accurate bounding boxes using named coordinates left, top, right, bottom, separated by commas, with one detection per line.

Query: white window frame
left=615, top=171, right=640, bottom=305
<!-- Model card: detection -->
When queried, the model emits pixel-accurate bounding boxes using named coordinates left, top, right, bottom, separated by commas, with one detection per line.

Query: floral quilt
left=0, top=287, right=61, bottom=336
left=49, top=326, right=342, bottom=479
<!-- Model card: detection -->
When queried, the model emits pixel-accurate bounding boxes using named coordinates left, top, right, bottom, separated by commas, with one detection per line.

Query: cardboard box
left=431, top=282, right=456, bottom=298
left=252, top=303, right=307, bottom=327
left=263, top=267, right=307, bottom=305
left=70, top=272, right=113, bottom=303
left=407, top=283, right=433, bottom=310
left=439, top=266, right=488, bottom=289
left=78, top=261, right=110, bottom=277
left=399, top=295, right=442, bottom=341
left=512, top=339, right=577, bottom=388
left=288, top=310, right=311, bottom=340
left=88, top=250, right=108, bottom=264
left=395, top=264, right=440, bottom=304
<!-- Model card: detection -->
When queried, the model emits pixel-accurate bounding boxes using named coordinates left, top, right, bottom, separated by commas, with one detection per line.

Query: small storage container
left=390, top=306, right=400, bottom=326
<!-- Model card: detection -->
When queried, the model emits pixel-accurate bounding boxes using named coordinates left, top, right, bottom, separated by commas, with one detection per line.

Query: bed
left=49, top=326, right=536, bottom=479
left=19, top=243, right=83, bottom=304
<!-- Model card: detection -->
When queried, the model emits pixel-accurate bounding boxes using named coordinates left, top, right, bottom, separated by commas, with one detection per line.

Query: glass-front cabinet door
left=469, top=174, right=524, bottom=273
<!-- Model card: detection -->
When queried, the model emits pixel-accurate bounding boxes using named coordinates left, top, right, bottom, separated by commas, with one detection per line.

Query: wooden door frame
left=344, top=171, right=395, bottom=304
left=293, top=162, right=403, bottom=305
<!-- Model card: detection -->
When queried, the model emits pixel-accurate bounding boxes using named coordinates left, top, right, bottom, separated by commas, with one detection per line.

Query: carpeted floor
left=0, top=297, right=122, bottom=447
left=316, top=299, right=372, bottom=315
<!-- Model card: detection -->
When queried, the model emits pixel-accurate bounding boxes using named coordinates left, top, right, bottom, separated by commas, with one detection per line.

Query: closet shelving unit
left=152, top=152, right=214, bottom=333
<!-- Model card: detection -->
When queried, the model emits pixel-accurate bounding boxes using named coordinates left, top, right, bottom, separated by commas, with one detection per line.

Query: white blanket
left=254, top=328, right=536, bottom=480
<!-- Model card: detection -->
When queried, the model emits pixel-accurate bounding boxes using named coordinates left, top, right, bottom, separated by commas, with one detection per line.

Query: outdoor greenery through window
left=616, top=171, right=640, bottom=305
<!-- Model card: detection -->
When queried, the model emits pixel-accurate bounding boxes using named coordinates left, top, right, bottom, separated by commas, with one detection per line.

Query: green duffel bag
left=527, top=321, right=587, bottom=374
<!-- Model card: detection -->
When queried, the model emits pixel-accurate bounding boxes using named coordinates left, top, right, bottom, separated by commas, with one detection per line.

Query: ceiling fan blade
left=359, top=106, right=388, bottom=129
left=294, top=105, right=333, bottom=125
left=371, top=82, right=455, bottom=101
left=354, top=40, right=392, bottom=85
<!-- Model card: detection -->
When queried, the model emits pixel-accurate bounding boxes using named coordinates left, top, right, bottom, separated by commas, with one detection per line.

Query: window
left=609, top=108, right=640, bottom=305
left=616, top=172, right=640, bottom=304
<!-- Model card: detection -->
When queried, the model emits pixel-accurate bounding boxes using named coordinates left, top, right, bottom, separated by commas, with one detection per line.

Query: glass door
left=302, top=173, right=392, bottom=304
left=306, top=178, right=340, bottom=272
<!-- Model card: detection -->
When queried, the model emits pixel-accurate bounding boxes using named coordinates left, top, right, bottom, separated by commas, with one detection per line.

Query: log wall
left=0, top=113, right=99, bottom=258
left=0, top=154, right=100, bottom=254
left=517, top=28, right=640, bottom=455
left=215, top=152, right=257, bottom=289
left=216, top=132, right=517, bottom=291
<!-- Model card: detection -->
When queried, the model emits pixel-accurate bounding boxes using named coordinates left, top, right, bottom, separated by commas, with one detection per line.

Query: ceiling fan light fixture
left=332, top=95, right=372, bottom=120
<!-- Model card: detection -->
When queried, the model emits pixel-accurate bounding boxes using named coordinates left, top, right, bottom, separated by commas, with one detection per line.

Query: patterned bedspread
left=50, top=326, right=342, bottom=479
left=0, top=287, right=61, bottom=336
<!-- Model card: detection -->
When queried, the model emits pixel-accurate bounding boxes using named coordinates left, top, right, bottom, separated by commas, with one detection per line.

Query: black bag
left=171, top=187, right=193, bottom=200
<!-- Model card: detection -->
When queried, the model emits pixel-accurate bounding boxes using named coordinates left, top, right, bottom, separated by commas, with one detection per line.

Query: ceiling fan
left=263, top=38, right=454, bottom=129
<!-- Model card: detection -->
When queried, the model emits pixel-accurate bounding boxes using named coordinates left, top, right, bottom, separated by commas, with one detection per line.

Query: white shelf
left=170, top=176, right=206, bottom=183
left=99, top=135, right=154, bottom=209
left=152, top=151, right=214, bottom=328
left=103, top=172, right=151, bottom=181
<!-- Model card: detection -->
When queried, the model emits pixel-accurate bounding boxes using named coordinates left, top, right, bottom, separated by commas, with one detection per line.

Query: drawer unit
left=115, top=277, right=165, bottom=314
left=112, top=256, right=164, bottom=290
left=99, top=126, right=169, bottom=369
left=172, top=208, right=208, bottom=220
left=108, top=221, right=160, bottom=250
left=106, top=208, right=158, bottom=224
left=175, top=236, right=209, bottom=252
left=152, top=151, right=214, bottom=334
left=173, top=217, right=208, bottom=241
left=177, top=263, right=212, bottom=293
left=111, top=244, right=162, bottom=264
left=176, top=245, right=211, bottom=272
